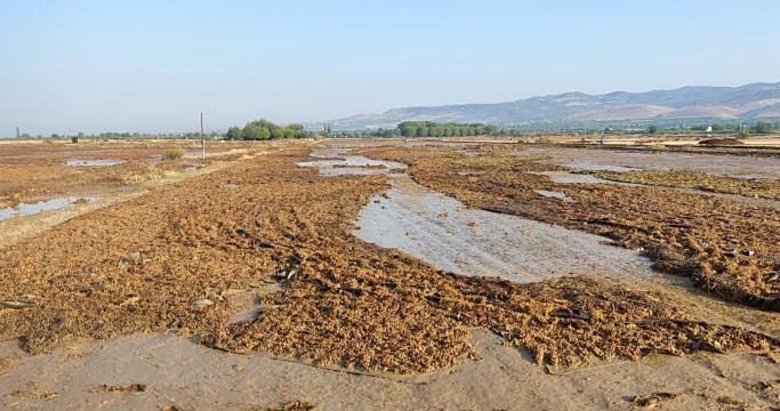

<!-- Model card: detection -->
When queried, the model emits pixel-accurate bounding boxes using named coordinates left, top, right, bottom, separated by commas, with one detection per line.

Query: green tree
left=226, top=127, right=242, bottom=140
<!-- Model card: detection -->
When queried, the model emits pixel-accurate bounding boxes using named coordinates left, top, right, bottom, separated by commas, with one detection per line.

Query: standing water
left=0, top=197, right=94, bottom=222
left=66, top=159, right=124, bottom=167
left=299, top=150, right=656, bottom=284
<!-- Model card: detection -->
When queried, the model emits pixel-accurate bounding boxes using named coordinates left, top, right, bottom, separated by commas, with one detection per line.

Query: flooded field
left=518, top=146, right=780, bottom=179
left=1, top=138, right=779, bottom=410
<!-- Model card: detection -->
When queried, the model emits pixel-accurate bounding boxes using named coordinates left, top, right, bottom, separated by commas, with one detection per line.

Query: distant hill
left=330, top=82, right=780, bottom=130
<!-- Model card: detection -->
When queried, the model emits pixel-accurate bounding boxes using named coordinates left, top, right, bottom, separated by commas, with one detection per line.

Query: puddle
left=302, top=149, right=655, bottom=283
left=297, top=152, right=406, bottom=177
left=565, top=161, right=638, bottom=172
left=535, top=190, right=574, bottom=202
left=355, top=178, right=653, bottom=283
left=66, top=159, right=124, bottom=167
left=534, top=171, right=639, bottom=186
left=0, top=197, right=94, bottom=222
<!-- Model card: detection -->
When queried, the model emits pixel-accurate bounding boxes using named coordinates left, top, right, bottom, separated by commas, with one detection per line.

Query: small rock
left=0, top=300, right=36, bottom=309
left=192, top=298, right=214, bottom=309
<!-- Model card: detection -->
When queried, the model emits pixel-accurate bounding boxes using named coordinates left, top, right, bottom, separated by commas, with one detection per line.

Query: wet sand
left=2, top=330, right=778, bottom=410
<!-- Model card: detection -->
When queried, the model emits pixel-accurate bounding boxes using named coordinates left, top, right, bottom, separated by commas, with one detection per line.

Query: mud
left=297, top=152, right=406, bottom=177
left=1, top=144, right=774, bottom=378
left=300, top=150, right=655, bottom=283
left=518, top=146, right=780, bottom=179
left=350, top=169, right=653, bottom=282
left=533, top=171, right=630, bottom=185
left=1, top=140, right=779, bottom=410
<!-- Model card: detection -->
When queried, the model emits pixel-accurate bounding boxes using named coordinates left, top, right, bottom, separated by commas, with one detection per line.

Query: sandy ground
left=1, top=138, right=779, bottom=410
left=1, top=330, right=778, bottom=411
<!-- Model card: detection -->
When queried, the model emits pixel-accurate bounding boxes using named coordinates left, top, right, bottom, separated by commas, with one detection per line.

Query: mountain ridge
left=330, top=82, right=780, bottom=130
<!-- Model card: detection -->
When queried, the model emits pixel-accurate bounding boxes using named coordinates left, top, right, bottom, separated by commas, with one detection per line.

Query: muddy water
left=66, top=159, right=124, bottom=167
left=565, top=161, right=638, bottom=172
left=532, top=171, right=640, bottom=186
left=297, top=154, right=406, bottom=177
left=0, top=197, right=94, bottom=222
left=300, top=151, right=656, bottom=283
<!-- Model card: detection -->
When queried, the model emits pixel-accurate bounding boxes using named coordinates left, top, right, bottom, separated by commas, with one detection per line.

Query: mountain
left=330, top=82, right=780, bottom=130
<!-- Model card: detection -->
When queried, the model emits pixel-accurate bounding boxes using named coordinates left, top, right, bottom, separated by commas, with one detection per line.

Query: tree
left=648, top=125, right=658, bottom=134
left=226, top=127, right=242, bottom=140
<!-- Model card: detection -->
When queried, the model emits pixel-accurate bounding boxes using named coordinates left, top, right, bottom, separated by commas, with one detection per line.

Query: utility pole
left=200, top=112, right=205, bottom=161
left=16, top=126, right=20, bottom=139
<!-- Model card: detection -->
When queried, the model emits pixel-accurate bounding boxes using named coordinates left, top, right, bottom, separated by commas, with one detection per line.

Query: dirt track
left=1, top=139, right=779, bottom=410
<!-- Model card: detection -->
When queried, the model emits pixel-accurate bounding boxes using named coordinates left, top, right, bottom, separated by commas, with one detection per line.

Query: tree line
left=647, top=121, right=778, bottom=137
left=226, top=119, right=308, bottom=140
left=336, top=121, right=527, bottom=138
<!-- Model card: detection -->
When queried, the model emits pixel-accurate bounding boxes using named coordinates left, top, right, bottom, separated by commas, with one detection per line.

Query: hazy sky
left=2, top=1, right=779, bottom=136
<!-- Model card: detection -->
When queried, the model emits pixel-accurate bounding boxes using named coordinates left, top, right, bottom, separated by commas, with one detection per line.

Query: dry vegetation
left=1, top=145, right=777, bottom=376
left=0, top=140, right=253, bottom=208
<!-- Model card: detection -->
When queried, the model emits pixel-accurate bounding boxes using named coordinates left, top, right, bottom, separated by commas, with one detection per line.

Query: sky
left=1, top=1, right=779, bottom=136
